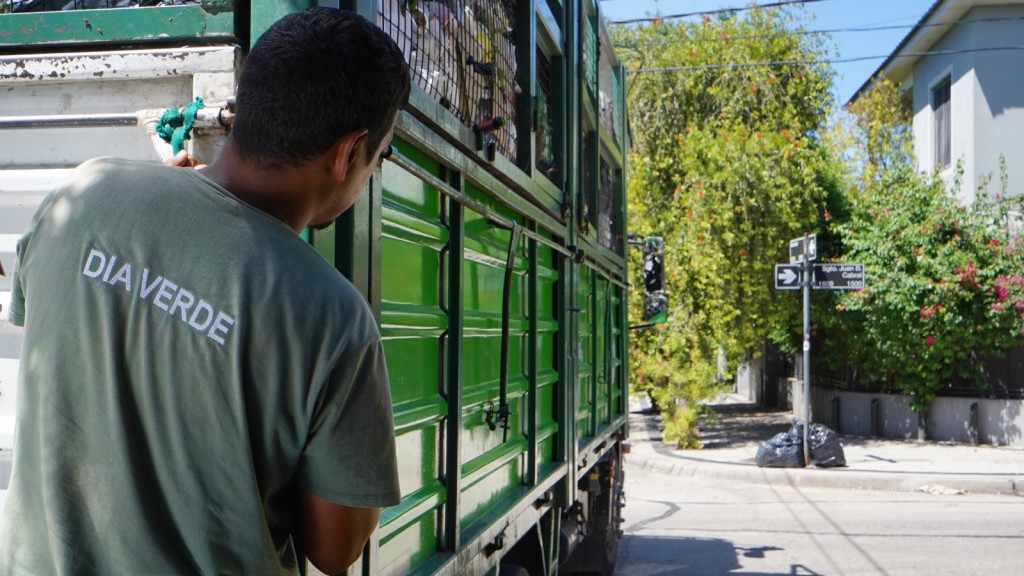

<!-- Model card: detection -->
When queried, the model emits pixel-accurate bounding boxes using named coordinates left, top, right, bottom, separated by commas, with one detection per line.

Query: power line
left=615, top=14, right=1024, bottom=46
left=628, top=45, right=1024, bottom=74
left=609, top=0, right=837, bottom=25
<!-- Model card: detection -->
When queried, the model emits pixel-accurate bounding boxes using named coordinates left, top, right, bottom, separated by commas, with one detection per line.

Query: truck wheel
left=498, top=564, right=530, bottom=576
left=566, top=524, right=618, bottom=576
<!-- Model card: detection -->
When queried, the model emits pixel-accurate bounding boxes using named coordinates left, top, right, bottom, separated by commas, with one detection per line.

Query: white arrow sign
left=774, top=264, right=801, bottom=290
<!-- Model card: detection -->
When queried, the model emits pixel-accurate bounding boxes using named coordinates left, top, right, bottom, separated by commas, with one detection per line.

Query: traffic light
left=641, top=237, right=667, bottom=324
left=642, top=237, right=664, bottom=293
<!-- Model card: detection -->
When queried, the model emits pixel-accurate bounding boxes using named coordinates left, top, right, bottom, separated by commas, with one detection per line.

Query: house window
left=932, top=77, right=951, bottom=168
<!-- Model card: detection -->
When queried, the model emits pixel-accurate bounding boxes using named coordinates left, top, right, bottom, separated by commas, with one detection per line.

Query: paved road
left=616, top=462, right=1024, bottom=575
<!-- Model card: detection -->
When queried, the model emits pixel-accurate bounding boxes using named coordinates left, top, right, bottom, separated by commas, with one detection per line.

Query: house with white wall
left=851, top=0, right=1024, bottom=204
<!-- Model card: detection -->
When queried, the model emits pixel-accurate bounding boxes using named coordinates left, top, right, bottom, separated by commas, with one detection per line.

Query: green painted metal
left=556, top=0, right=582, bottom=513
left=0, top=4, right=234, bottom=48
left=374, top=139, right=450, bottom=572
left=444, top=190, right=466, bottom=556
left=457, top=181, right=529, bottom=531
left=248, top=0, right=314, bottom=46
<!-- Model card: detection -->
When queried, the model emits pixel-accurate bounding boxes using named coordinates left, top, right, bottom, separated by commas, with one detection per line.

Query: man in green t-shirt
left=0, top=8, right=410, bottom=575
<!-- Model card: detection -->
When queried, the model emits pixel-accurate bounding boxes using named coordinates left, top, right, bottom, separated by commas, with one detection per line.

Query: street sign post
left=775, top=234, right=865, bottom=467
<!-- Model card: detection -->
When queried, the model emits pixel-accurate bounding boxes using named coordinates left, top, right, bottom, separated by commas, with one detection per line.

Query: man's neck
left=199, top=143, right=320, bottom=234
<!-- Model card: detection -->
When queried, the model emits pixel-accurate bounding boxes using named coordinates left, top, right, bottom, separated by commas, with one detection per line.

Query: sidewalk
left=626, top=394, right=1024, bottom=496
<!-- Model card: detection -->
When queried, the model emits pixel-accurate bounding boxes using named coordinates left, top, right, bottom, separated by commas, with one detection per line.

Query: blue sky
left=599, top=0, right=937, bottom=105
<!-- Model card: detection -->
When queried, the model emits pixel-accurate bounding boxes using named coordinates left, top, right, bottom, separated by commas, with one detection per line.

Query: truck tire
left=565, top=459, right=623, bottom=576
left=572, top=525, right=618, bottom=576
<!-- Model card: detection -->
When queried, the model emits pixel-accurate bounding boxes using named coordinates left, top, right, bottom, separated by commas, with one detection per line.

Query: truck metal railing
left=0, top=107, right=233, bottom=130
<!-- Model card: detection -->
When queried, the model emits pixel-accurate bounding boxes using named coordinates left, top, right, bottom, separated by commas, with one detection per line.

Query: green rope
left=156, top=96, right=205, bottom=155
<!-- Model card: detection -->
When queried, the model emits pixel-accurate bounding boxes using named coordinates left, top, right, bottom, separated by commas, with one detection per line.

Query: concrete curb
left=626, top=451, right=1024, bottom=496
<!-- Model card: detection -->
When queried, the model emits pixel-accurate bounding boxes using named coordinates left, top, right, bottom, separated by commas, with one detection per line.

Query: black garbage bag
left=808, top=423, right=846, bottom=467
left=755, top=430, right=805, bottom=468
left=756, top=421, right=847, bottom=468
left=790, top=420, right=847, bottom=468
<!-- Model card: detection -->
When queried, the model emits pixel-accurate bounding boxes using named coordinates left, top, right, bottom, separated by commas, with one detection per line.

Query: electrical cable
left=628, top=44, right=1024, bottom=74
left=615, top=14, right=1024, bottom=45
left=609, top=0, right=837, bottom=25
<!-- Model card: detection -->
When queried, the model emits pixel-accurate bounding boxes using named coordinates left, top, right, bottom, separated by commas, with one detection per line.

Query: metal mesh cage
left=582, top=11, right=597, bottom=99
left=378, top=0, right=520, bottom=162
left=598, top=156, right=616, bottom=250
left=611, top=66, right=623, bottom=145
left=535, top=46, right=556, bottom=181
left=580, top=129, right=594, bottom=234
left=598, top=52, right=620, bottom=145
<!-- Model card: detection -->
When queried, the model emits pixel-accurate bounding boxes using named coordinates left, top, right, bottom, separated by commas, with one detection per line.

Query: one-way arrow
left=774, top=264, right=801, bottom=290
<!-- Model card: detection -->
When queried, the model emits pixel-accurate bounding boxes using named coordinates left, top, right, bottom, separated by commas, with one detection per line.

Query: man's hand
left=163, top=150, right=206, bottom=169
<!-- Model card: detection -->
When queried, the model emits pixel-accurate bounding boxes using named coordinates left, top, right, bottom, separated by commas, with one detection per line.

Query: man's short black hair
left=231, top=8, right=411, bottom=168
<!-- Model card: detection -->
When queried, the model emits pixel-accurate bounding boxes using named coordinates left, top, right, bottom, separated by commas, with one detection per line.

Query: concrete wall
left=808, top=388, right=1024, bottom=446
left=910, top=5, right=1024, bottom=203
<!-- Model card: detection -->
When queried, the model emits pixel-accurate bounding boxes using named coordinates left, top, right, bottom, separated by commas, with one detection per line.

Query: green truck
left=0, top=2, right=632, bottom=574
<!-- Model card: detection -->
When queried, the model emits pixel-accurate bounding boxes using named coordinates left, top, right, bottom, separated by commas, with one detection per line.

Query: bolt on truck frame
left=0, top=1, right=630, bottom=574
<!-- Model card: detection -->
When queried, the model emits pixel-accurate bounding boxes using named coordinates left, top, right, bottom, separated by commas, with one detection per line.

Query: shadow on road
left=616, top=535, right=822, bottom=576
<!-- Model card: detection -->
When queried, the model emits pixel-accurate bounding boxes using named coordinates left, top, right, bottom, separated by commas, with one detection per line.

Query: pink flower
left=926, top=335, right=936, bottom=346
left=995, top=286, right=1009, bottom=302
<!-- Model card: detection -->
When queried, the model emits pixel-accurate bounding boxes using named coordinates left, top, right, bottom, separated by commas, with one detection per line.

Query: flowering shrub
left=824, top=163, right=1024, bottom=410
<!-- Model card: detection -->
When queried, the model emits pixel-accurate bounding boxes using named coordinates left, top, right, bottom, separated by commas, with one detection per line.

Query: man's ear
left=328, top=127, right=370, bottom=182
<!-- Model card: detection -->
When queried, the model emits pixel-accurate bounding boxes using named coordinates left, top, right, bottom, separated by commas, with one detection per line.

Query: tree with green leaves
left=613, top=7, right=840, bottom=445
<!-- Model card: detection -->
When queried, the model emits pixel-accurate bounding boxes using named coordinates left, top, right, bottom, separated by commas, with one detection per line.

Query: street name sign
left=774, top=263, right=865, bottom=290
left=811, top=263, right=865, bottom=290
left=789, top=234, right=817, bottom=263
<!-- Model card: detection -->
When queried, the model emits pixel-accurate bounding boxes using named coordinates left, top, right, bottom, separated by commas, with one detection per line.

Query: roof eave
left=847, top=0, right=968, bottom=106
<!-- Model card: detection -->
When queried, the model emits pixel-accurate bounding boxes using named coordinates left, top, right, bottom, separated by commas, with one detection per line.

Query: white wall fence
left=782, top=381, right=1024, bottom=447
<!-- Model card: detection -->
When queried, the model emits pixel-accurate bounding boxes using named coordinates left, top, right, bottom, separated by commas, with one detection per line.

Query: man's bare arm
left=298, top=488, right=381, bottom=575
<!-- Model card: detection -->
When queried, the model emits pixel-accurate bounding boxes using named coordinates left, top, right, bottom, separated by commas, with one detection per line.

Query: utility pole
left=801, top=234, right=812, bottom=467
